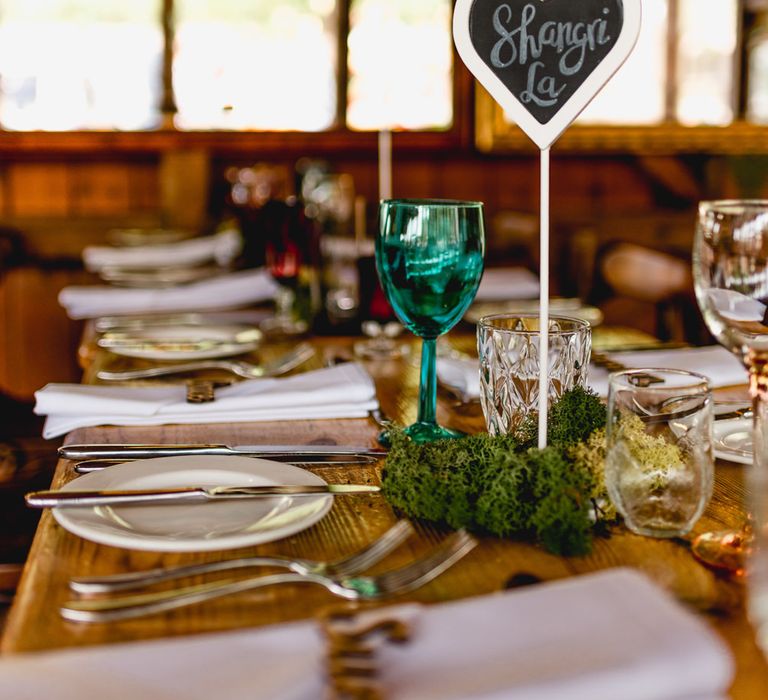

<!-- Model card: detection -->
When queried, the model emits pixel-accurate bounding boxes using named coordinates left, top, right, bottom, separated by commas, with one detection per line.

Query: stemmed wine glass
left=376, top=199, right=485, bottom=443
left=260, top=199, right=317, bottom=335
left=692, top=201, right=768, bottom=638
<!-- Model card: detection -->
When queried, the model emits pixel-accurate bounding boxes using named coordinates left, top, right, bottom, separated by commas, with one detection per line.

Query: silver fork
left=96, top=343, right=315, bottom=381
left=69, top=520, right=414, bottom=594
left=61, top=530, right=477, bottom=623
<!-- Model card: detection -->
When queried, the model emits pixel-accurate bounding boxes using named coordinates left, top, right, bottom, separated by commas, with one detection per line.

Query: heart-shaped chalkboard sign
left=454, top=0, right=641, bottom=149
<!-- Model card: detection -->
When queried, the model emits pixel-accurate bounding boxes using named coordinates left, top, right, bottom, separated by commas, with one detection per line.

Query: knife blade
left=72, top=454, right=379, bottom=473
left=26, top=483, right=381, bottom=508
left=714, top=406, right=753, bottom=421
left=59, top=444, right=388, bottom=460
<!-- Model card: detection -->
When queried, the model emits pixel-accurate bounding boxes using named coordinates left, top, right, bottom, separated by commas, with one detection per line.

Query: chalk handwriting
left=489, top=2, right=613, bottom=108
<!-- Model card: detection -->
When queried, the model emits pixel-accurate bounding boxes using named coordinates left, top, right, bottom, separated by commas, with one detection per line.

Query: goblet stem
left=748, top=360, right=768, bottom=653
left=417, top=337, right=438, bottom=427
left=691, top=380, right=759, bottom=575
left=381, top=336, right=463, bottom=445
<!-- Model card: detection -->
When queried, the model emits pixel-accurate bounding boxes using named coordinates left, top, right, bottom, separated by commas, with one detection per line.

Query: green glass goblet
left=376, top=199, right=485, bottom=443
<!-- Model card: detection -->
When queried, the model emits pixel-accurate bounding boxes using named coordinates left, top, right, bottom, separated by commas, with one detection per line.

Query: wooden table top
left=2, top=330, right=767, bottom=699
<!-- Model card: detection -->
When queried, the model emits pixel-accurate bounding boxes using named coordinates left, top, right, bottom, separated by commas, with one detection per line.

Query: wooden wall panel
left=70, top=164, right=133, bottom=217
left=390, top=162, right=437, bottom=200
left=431, top=160, right=498, bottom=203
left=488, top=160, right=539, bottom=212
left=7, top=165, right=70, bottom=217
left=3, top=161, right=160, bottom=224
left=128, top=163, right=161, bottom=213
left=0, top=167, right=7, bottom=217
left=0, top=267, right=88, bottom=401
left=159, top=150, right=210, bottom=231
left=0, top=272, right=7, bottom=387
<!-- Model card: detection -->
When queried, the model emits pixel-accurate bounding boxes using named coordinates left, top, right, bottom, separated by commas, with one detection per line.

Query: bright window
left=0, top=0, right=752, bottom=133
left=173, top=0, right=337, bottom=131
left=675, top=0, right=738, bottom=126
left=578, top=0, right=669, bottom=125
left=0, top=0, right=161, bottom=131
left=347, top=0, right=453, bottom=130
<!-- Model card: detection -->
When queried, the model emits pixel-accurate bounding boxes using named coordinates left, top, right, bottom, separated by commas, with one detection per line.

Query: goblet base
left=378, top=421, right=465, bottom=447
left=353, top=338, right=409, bottom=361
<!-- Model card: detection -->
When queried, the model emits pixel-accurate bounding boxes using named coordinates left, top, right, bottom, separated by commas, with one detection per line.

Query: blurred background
left=2, top=0, right=768, bottom=406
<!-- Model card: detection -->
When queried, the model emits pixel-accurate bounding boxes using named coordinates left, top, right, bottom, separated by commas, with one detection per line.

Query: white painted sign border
left=453, top=0, right=643, bottom=150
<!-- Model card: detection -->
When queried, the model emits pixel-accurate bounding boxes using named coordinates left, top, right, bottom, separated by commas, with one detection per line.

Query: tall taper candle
left=378, top=129, right=392, bottom=201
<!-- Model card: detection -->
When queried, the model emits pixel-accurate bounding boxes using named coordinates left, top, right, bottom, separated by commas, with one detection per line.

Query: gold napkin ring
left=320, top=609, right=412, bottom=700
left=185, top=380, right=216, bottom=403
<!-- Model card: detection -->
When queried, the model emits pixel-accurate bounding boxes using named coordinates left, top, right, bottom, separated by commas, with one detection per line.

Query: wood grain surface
left=2, top=331, right=767, bottom=699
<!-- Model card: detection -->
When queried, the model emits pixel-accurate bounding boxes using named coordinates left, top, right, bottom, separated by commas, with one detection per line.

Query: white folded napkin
left=475, top=267, right=539, bottom=301
left=83, top=229, right=243, bottom=272
left=59, top=268, right=280, bottom=320
left=707, top=289, right=767, bottom=323
left=437, top=357, right=480, bottom=401
left=440, top=346, right=747, bottom=403
left=589, top=345, right=748, bottom=397
left=0, top=568, right=732, bottom=700
left=34, top=363, right=379, bottom=439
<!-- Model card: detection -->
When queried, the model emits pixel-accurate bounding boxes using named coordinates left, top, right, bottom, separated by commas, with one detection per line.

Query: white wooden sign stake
left=453, top=0, right=641, bottom=447
left=538, top=146, right=550, bottom=448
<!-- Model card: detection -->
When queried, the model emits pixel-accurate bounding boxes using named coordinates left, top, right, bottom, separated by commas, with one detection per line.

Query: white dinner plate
left=52, top=456, right=334, bottom=552
left=713, top=417, right=753, bottom=465
left=106, top=228, right=193, bottom=247
left=98, top=324, right=262, bottom=360
left=98, top=265, right=224, bottom=288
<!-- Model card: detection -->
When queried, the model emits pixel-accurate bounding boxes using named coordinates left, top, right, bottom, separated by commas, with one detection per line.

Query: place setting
left=83, top=227, right=244, bottom=288
left=25, top=455, right=373, bottom=554
left=59, top=265, right=281, bottom=321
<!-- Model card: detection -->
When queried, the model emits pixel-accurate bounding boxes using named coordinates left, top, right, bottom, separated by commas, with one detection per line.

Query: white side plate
left=99, top=324, right=262, bottom=360
left=713, top=418, right=752, bottom=465
left=52, top=456, right=334, bottom=552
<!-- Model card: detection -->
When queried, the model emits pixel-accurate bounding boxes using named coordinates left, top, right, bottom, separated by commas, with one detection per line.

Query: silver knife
left=59, top=444, right=388, bottom=460
left=26, top=484, right=381, bottom=508
left=72, top=456, right=378, bottom=473
left=714, top=406, right=753, bottom=421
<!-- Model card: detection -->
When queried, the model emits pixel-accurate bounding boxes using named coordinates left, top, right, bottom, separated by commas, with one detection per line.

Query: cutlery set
left=60, top=443, right=387, bottom=460
left=37, top=306, right=470, bottom=626
left=71, top=454, right=378, bottom=473
left=96, top=342, right=315, bottom=381
left=70, top=520, right=416, bottom=594
left=60, top=525, right=477, bottom=623
left=98, top=265, right=224, bottom=288
left=59, top=444, right=387, bottom=472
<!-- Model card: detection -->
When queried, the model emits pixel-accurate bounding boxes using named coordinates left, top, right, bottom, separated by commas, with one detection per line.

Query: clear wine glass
left=376, top=199, right=485, bottom=443
left=692, top=201, right=768, bottom=620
